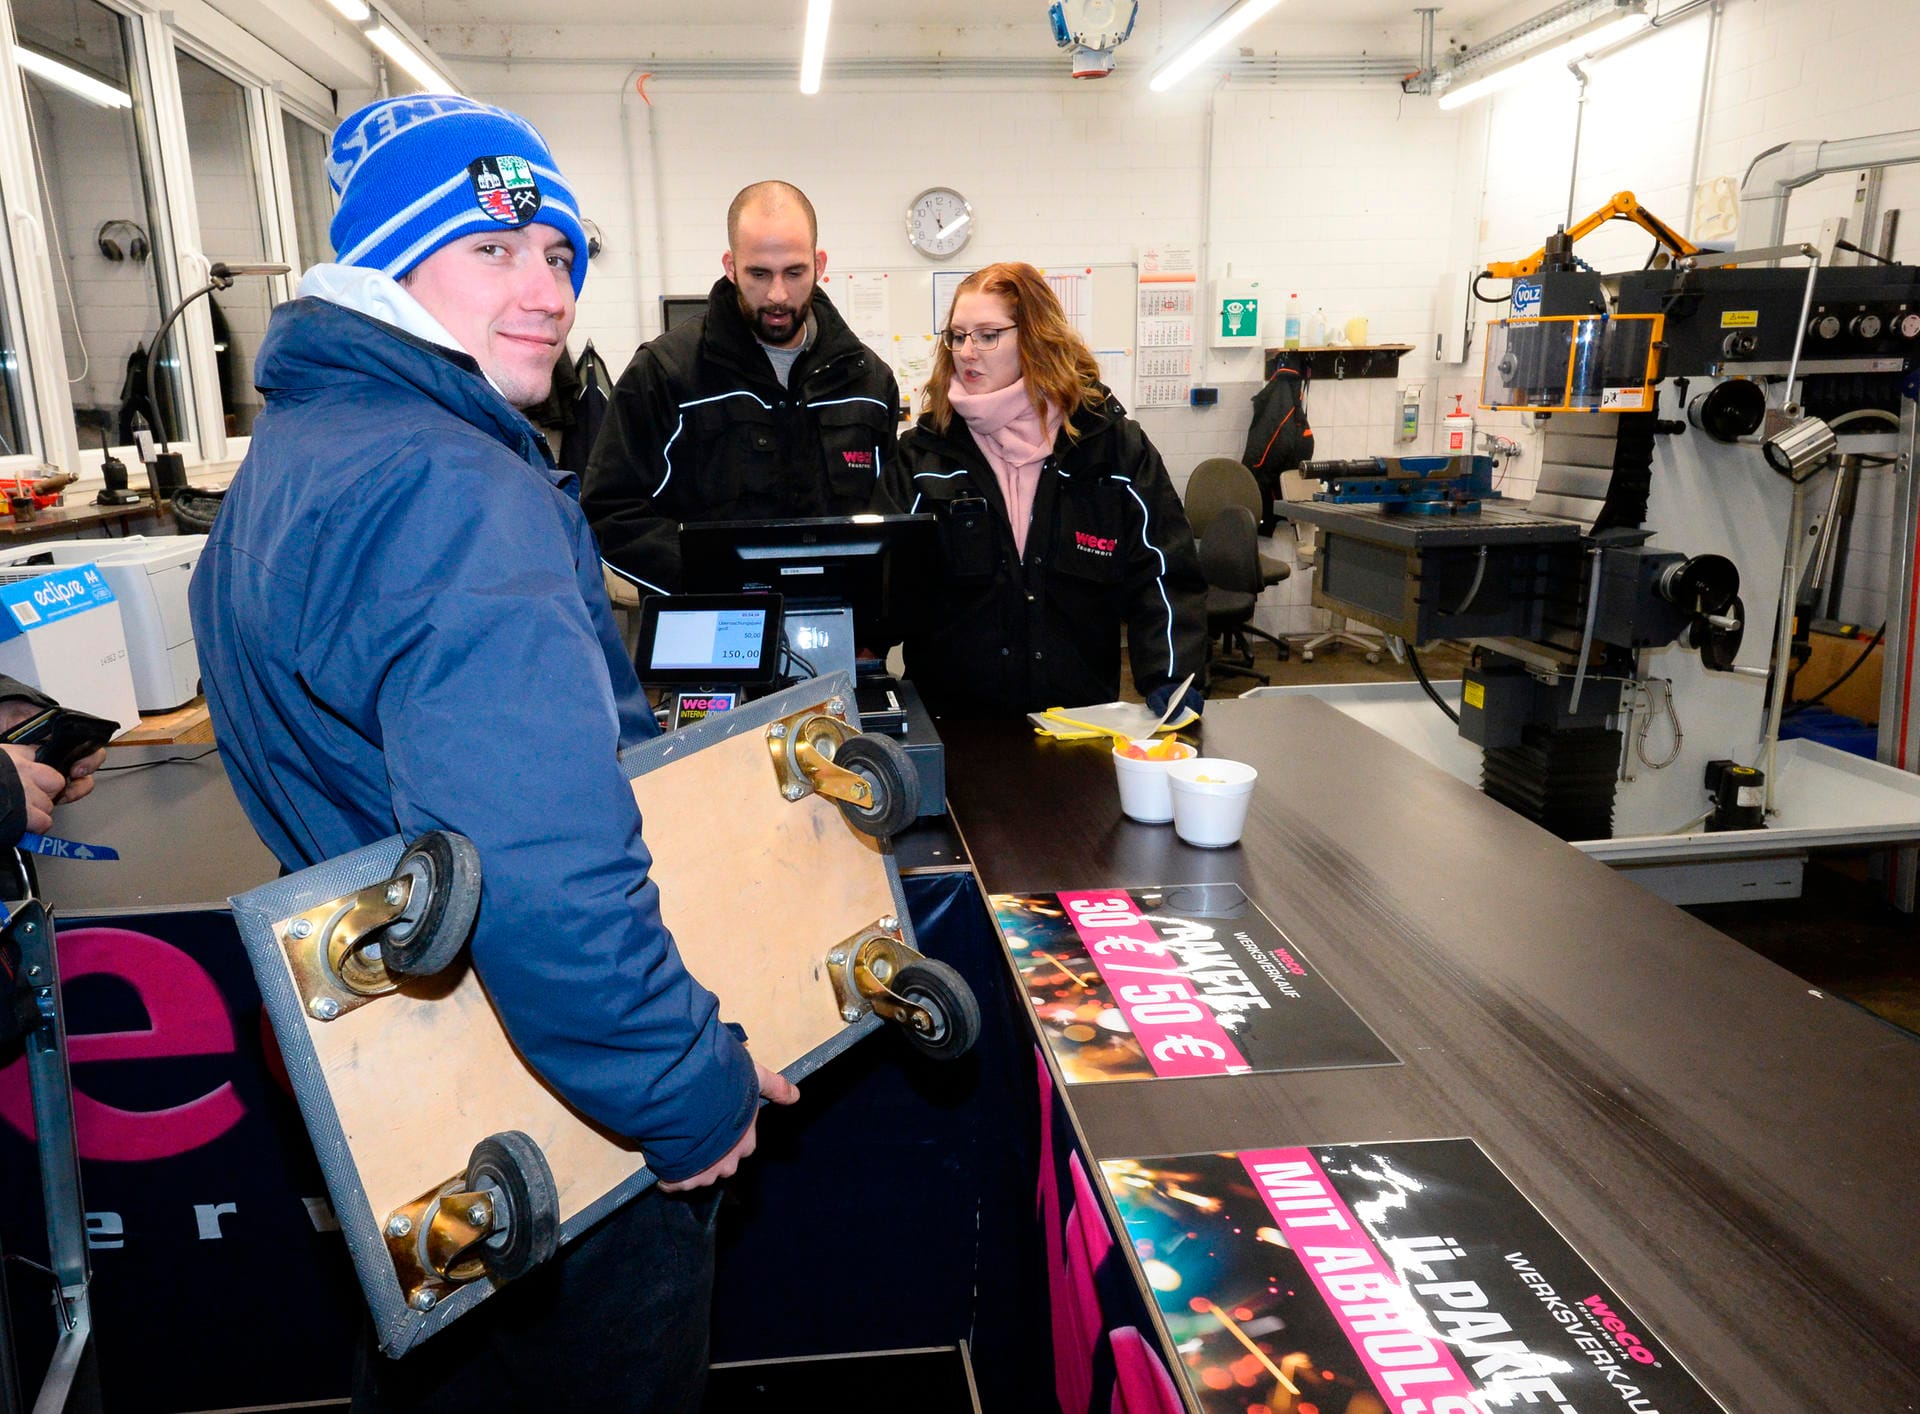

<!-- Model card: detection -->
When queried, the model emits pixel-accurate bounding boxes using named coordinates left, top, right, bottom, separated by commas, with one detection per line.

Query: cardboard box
left=0, top=562, right=139, bottom=733
left=1794, top=628, right=1884, bottom=724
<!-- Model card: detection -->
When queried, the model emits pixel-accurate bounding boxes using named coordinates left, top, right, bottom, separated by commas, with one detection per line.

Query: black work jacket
left=876, top=392, right=1207, bottom=719
left=583, top=278, right=900, bottom=592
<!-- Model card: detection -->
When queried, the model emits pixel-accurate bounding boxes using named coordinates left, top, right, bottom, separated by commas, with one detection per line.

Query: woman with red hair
left=877, top=262, right=1206, bottom=719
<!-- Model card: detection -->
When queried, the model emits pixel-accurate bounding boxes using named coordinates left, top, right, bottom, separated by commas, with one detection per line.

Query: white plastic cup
left=1165, top=757, right=1259, bottom=847
left=1112, top=738, right=1197, bottom=824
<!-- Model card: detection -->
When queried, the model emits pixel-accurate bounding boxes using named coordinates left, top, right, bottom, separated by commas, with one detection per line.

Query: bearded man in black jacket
left=584, top=181, right=900, bottom=594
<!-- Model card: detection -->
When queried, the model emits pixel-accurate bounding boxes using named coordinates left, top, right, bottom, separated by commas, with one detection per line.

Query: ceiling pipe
left=1741, top=128, right=1920, bottom=249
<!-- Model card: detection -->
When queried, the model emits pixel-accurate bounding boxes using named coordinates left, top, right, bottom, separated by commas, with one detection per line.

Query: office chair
left=1185, top=457, right=1289, bottom=660
left=1277, top=469, right=1380, bottom=664
left=1197, top=505, right=1271, bottom=686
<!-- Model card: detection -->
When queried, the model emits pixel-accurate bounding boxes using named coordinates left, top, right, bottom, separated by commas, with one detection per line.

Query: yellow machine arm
left=1484, top=190, right=1700, bottom=280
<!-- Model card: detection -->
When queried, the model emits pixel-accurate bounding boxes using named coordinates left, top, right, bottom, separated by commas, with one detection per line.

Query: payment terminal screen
left=651, top=607, right=769, bottom=672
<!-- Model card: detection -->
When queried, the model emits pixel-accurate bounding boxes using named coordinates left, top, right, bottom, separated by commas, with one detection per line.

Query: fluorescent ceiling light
left=1437, top=8, right=1651, bottom=110
left=365, top=24, right=458, bottom=95
left=799, top=0, right=831, bottom=95
left=327, top=0, right=372, bottom=21
left=15, top=48, right=131, bottom=109
left=1149, top=0, right=1285, bottom=92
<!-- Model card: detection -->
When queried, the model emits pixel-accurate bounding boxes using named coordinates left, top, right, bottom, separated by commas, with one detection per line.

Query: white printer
left=0, top=535, right=206, bottom=710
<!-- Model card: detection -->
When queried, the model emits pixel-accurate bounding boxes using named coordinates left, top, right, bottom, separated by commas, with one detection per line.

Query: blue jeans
left=352, top=1185, right=723, bottom=1412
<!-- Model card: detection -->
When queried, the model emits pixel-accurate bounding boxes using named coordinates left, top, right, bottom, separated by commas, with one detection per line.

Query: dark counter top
left=938, top=695, right=1920, bottom=1411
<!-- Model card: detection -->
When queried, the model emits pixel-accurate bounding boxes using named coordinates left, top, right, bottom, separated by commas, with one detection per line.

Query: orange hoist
left=1484, top=190, right=1700, bottom=280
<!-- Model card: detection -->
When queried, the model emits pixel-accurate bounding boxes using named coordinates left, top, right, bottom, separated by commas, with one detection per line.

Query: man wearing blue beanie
left=191, top=95, right=795, bottom=1411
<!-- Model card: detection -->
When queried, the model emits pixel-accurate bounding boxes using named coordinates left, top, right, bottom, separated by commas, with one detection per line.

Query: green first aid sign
left=1221, top=298, right=1258, bottom=338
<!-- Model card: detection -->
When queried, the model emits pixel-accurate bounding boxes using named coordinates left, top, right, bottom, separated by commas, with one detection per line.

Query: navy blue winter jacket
left=190, top=297, right=757, bottom=1181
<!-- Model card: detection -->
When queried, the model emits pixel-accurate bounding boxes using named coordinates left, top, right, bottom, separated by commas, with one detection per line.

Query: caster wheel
left=892, top=959, right=980, bottom=1062
left=384, top=831, right=482, bottom=977
left=1366, top=652, right=1381, bottom=665
left=1302, top=650, right=1316, bottom=663
left=465, top=1130, right=558, bottom=1283
left=832, top=733, right=920, bottom=838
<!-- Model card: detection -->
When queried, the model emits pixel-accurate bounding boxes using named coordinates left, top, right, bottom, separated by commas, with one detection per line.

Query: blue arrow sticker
left=17, top=833, right=119, bottom=861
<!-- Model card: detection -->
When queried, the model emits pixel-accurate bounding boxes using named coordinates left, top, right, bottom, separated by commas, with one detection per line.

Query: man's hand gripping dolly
left=658, top=1060, right=800, bottom=1192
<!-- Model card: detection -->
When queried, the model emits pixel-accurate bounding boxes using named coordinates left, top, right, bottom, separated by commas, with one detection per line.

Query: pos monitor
left=635, top=593, right=784, bottom=686
left=677, top=513, right=935, bottom=686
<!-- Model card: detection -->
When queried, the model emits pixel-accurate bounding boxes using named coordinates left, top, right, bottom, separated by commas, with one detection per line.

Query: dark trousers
left=352, top=1186, right=722, bottom=1412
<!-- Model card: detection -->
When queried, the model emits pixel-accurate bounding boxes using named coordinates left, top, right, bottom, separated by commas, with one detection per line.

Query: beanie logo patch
left=467, top=155, right=541, bottom=226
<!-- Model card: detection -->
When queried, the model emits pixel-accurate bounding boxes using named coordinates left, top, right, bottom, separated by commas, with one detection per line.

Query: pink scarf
left=947, top=377, right=1062, bottom=558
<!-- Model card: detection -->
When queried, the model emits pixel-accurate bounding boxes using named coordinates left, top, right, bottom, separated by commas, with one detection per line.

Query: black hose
left=1783, top=623, right=1885, bottom=718
left=1470, top=271, right=1510, bottom=306
left=1407, top=641, right=1460, bottom=724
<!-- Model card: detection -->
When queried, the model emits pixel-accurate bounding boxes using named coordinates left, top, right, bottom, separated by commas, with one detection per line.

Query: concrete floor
left=1137, top=632, right=1920, bottom=1038
left=1688, top=855, right=1920, bottom=1035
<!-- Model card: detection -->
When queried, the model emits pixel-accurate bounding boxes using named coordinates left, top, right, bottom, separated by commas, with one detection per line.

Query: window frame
left=270, top=100, right=337, bottom=279
left=0, top=0, right=179, bottom=477
left=155, top=2, right=338, bottom=470
left=0, top=88, right=48, bottom=472
left=156, top=34, right=283, bottom=464
left=0, top=0, right=344, bottom=487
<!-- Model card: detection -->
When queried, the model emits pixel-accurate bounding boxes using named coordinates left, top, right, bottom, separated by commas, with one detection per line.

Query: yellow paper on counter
left=1028, top=700, right=1199, bottom=740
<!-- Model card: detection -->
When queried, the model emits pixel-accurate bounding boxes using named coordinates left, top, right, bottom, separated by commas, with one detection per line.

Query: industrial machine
left=1480, top=188, right=1699, bottom=282
left=1280, top=221, right=1920, bottom=870
left=1305, top=453, right=1496, bottom=515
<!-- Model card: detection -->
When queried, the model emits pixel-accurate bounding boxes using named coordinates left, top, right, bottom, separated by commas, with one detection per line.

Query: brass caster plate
left=280, top=875, right=418, bottom=1022
left=766, top=702, right=873, bottom=811
left=824, top=920, right=924, bottom=1026
left=382, top=1178, right=498, bottom=1312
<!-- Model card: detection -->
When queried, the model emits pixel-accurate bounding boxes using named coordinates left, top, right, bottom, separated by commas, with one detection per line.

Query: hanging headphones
left=96, top=219, right=151, bottom=264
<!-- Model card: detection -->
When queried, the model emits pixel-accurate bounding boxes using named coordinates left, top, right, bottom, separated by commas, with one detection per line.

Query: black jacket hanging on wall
left=1242, top=366, right=1314, bottom=533
left=559, top=342, right=612, bottom=477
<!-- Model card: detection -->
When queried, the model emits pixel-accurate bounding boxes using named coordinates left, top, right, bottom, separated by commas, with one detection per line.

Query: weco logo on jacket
left=1074, top=530, right=1119, bottom=556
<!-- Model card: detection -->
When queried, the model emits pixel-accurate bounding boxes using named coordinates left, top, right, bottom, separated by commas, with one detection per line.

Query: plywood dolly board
left=227, top=671, right=978, bottom=1356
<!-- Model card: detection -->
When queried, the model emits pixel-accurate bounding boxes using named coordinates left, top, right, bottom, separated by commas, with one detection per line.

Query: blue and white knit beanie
left=328, top=96, right=588, bottom=297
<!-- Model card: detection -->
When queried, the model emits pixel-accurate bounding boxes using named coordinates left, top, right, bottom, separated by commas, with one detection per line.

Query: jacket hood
left=254, top=296, right=558, bottom=481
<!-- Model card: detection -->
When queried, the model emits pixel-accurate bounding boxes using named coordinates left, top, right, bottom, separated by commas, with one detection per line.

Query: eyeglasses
left=941, top=324, right=1017, bottom=351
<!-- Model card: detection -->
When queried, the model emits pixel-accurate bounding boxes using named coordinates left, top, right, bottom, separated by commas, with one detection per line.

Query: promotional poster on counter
left=990, top=883, right=1396, bottom=1084
left=1101, top=1139, right=1724, bottom=1414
